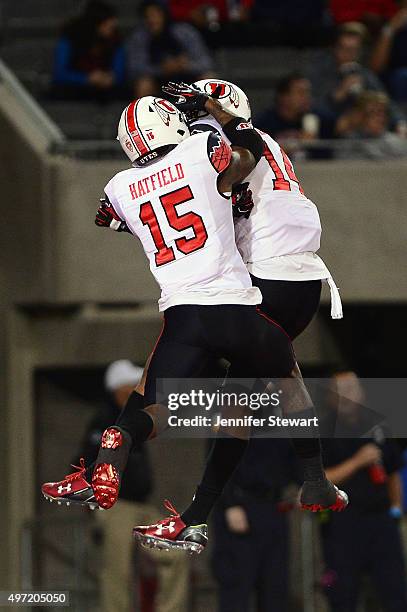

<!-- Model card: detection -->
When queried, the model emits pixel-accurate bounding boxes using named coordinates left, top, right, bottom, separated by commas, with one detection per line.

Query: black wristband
left=223, top=117, right=263, bottom=163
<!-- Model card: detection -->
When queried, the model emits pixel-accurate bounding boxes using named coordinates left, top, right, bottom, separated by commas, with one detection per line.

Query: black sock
left=84, top=394, right=154, bottom=483
left=115, top=391, right=154, bottom=444
left=301, top=453, right=326, bottom=482
left=291, top=437, right=321, bottom=459
left=181, top=435, right=248, bottom=526
left=93, top=426, right=133, bottom=473
left=285, top=406, right=325, bottom=481
left=84, top=415, right=153, bottom=483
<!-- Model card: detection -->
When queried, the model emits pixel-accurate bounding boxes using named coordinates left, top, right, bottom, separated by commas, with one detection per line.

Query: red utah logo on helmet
left=153, top=99, right=178, bottom=126
left=204, top=81, right=239, bottom=109
left=206, top=81, right=228, bottom=98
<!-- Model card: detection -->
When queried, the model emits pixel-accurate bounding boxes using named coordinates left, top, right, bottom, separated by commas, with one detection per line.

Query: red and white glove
left=95, top=197, right=131, bottom=233
left=162, top=81, right=221, bottom=112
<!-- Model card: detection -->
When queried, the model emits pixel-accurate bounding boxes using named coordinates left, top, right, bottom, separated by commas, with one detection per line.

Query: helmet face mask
left=187, top=79, right=252, bottom=125
left=117, top=96, right=190, bottom=166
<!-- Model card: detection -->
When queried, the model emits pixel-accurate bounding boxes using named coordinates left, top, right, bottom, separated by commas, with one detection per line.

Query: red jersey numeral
left=139, top=201, right=175, bottom=266
left=263, top=142, right=304, bottom=194
left=161, top=186, right=208, bottom=255
left=139, top=185, right=208, bottom=267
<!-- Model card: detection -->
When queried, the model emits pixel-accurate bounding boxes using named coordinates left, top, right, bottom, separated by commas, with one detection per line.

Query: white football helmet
left=191, top=79, right=252, bottom=123
left=117, top=96, right=189, bottom=166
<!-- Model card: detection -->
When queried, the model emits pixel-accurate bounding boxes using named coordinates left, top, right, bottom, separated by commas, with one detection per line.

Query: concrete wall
left=2, top=101, right=407, bottom=307
left=300, top=160, right=407, bottom=301
left=49, top=159, right=160, bottom=303
left=30, top=156, right=407, bottom=304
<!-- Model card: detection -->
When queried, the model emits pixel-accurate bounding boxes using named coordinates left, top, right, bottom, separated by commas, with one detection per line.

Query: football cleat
left=92, top=462, right=120, bottom=510
left=300, top=479, right=349, bottom=512
left=42, top=458, right=100, bottom=510
left=91, top=427, right=130, bottom=510
left=133, top=500, right=208, bottom=555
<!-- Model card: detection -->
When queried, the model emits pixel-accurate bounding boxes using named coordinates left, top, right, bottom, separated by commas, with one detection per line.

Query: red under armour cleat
left=133, top=500, right=208, bottom=555
left=42, top=458, right=100, bottom=510
left=91, top=427, right=129, bottom=510
left=300, top=479, right=349, bottom=512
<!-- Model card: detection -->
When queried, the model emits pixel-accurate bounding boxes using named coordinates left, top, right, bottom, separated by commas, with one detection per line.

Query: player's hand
left=352, top=443, right=382, bottom=469
left=225, top=506, right=250, bottom=534
left=95, top=198, right=131, bottom=233
left=89, top=70, right=114, bottom=89
left=232, top=182, right=254, bottom=219
left=334, top=74, right=363, bottom=101
left=162, top=81, right=220, bottom=112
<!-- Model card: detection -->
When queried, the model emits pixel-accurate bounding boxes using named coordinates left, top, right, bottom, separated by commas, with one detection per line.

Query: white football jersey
left=235, top=130, right=322, bottom=263
left=191, top=120, right=323, bottom=264
left=104, top=131, right=261, bottom=311
left=190, top=119, right=342, bottom=318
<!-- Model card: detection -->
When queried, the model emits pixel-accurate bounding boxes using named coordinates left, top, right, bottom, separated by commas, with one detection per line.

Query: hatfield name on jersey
left=129, top=163, right=185, bottom=200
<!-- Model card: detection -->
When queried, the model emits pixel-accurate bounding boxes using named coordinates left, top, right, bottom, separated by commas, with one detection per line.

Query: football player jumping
left=42, top=88, right=347, bottom=554
left=94, top=80, right=345, bottom=519
left=166, top=78, right=343, bottom=494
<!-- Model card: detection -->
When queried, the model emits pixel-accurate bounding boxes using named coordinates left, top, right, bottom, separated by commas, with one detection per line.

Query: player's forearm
left=325, top=457, right=359, bottom=485
left=370, top=31, right=393, bottom=73
left=204, top=97, right=240, bottom=127
left=387, top=472, right=403, bottom=509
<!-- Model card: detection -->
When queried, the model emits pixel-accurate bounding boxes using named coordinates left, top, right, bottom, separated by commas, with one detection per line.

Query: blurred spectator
left=127, top=0, right=213, bottom=98
left=51, top=1, right=126, bottom=101
left=370, top=1, right=407, bottom=101
left=168, top=0, right=251, bottom=47
left=308, top=22, right=404, bottom=124
left=169, top=0, right=250, bottom=29
left=256, top=73, right=336, bottom=158
left=330, top=0, right=398, bottom=36
left=212, top=438, right=298, bottom=612
left=336, top=91, right=407, bottom=158
left=320, top=371, right=407, bottom=612
left=78, top=360, right=189, bottom=612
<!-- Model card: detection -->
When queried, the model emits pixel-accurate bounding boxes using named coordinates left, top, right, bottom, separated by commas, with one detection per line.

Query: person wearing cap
left=76, top=359, right=189, bottom=612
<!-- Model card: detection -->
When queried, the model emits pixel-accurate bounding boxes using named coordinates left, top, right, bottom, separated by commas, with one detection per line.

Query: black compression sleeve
left=222, top=117, right=263, bottom=163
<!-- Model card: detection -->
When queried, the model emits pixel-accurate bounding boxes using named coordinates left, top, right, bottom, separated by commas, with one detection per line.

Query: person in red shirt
left=330, top=0, right=398, bottom=35
left=169, top=0, right=253, bottom=26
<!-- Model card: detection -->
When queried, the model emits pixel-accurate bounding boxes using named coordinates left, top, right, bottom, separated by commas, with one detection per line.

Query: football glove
left=95, top=198, right=131, bottom=233
left=162, top=81, right=221, bottom=112
left=232, top=183, right=254, bottom=219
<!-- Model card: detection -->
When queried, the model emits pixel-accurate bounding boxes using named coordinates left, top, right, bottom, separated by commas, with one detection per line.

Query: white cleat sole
left=134, top=532, right=205, bottom=555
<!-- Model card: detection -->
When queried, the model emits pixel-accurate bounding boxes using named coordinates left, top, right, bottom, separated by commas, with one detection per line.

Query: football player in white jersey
left=187, top=78, right=343, bottom=330
left=42, top=90, right=347, bottom=554
left=161, top=79, right=344, bottom=491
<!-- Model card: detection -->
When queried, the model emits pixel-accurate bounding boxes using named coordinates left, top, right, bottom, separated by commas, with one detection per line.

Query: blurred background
left=1, top=0, right=407, bottom=610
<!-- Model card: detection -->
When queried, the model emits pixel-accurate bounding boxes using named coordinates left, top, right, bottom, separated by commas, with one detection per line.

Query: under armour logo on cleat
left=155, top=521, right=176, bottom=535
left=57, top=483, right=72, bottom=494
